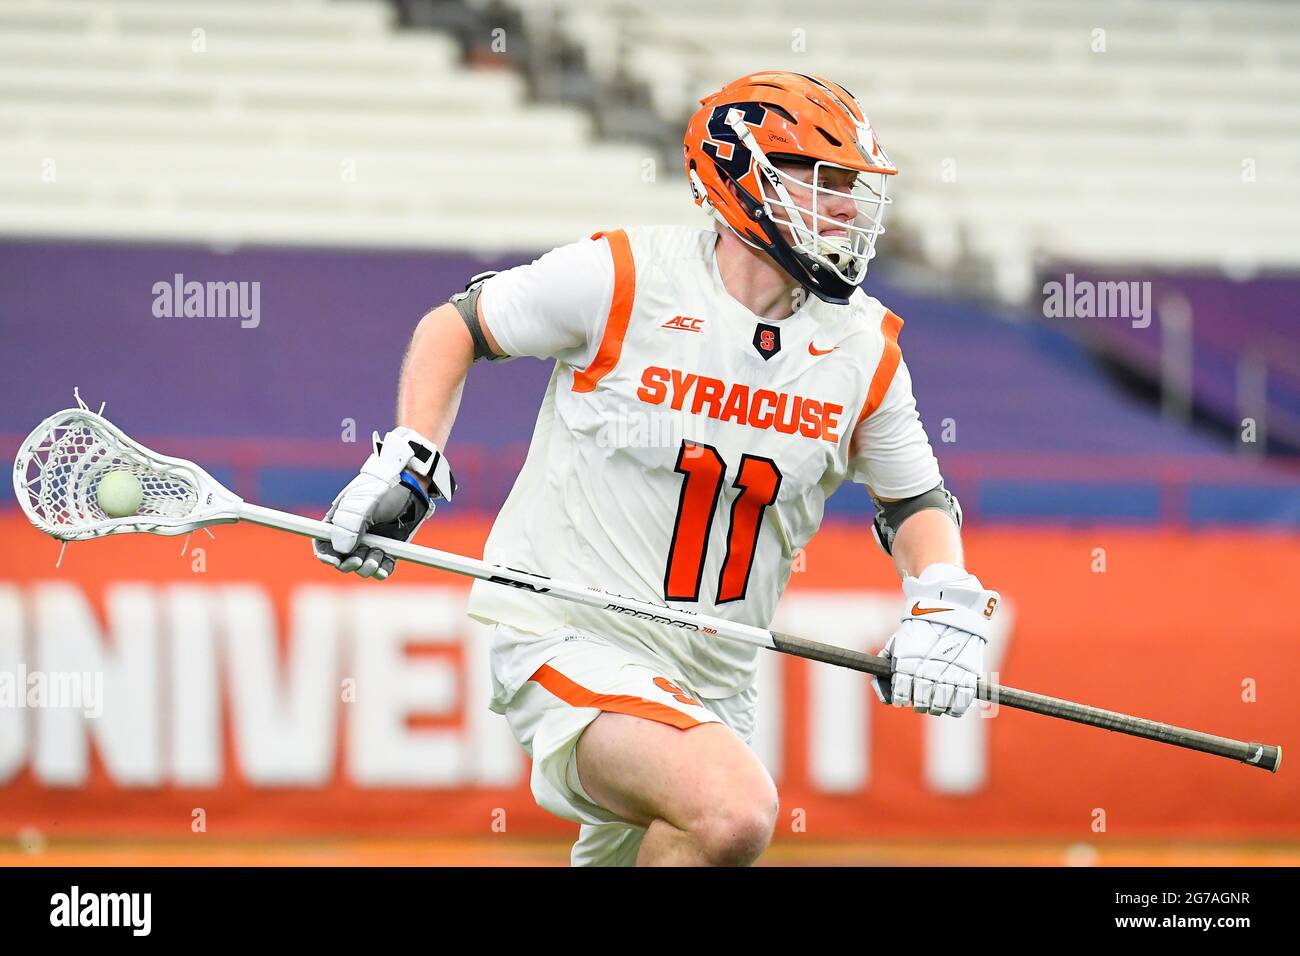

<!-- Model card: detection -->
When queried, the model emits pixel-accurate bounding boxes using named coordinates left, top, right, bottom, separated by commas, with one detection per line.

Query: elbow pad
left=449, top=271, right=506, bottom=362
left=871, top=483, right=963, bottom=556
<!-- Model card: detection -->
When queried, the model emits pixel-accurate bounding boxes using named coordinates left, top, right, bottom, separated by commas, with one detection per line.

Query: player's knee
left=692, top=790, right=778, bottom=866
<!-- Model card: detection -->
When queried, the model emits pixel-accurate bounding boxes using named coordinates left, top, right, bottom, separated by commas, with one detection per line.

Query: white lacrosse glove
left=313, top=426, right=456, bottom=580
left=872, top=563, right=999, bottom=718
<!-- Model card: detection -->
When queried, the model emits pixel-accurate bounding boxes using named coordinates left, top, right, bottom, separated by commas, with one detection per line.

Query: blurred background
left=0, top=0, right=1297, bottom=866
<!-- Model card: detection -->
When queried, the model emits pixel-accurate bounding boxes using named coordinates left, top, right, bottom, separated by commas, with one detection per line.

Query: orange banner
left=0, top=514, right=1295, bottom=839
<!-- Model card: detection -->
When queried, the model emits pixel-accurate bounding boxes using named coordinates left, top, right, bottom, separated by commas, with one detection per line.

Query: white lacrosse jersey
left=468, top=226, right=942, bottom=701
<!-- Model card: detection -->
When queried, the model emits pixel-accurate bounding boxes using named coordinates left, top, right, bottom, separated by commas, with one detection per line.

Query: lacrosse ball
left=97, top=470, right=143, bottom=517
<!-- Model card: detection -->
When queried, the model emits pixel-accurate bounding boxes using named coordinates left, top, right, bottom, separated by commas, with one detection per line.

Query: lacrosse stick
left=12, top=401, right=1282, bottom=773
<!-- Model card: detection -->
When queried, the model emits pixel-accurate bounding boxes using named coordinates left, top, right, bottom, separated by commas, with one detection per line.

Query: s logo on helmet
left=702, top=102, right=768, bottom=180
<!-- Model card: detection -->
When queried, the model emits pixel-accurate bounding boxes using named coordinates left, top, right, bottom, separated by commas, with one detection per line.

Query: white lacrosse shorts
left=491, top=623, right=757, bottom=867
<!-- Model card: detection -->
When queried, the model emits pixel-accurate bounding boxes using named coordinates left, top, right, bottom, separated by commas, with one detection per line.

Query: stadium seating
left=0, top=0, right=693, bottom=250
left=506, top=0, right=1300, bottom=275
left=2, top=236, right=1294, bottom=524
left=1061, top=270, right=1300, bottom=453
left=5, top=0, right=1299, bottom=270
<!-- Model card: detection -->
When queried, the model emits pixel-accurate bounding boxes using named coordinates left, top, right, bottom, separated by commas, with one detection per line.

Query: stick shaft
left=238, top=503, right=778, bottom=650
left=239, top=503, right=1282, bottom=773
left=767, top=631, right=1281, bottom=773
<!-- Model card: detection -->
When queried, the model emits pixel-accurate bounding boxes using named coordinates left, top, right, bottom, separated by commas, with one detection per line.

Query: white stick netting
left=13, top=409, right=202, bottom=540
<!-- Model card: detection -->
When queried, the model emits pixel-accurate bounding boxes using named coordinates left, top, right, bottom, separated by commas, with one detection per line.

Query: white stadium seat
left=2, top=0, right=1298, bottom=275
left=490, top=0, right=1300, bottom=275
left=0, top=0, right=698, bottom=251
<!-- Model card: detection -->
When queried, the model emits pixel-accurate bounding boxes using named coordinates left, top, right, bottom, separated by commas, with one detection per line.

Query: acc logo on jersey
left=753, top=322, right=781, bottom=360
left=662, top=314, right=705, bottom=332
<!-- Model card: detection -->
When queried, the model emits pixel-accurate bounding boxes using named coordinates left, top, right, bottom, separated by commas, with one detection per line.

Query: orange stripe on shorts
left=571, top=229, right=636, bottom=393
left=528, top=663, right=703, bottom=730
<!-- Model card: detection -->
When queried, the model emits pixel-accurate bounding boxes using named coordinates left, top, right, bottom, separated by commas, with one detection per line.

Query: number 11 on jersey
left=664, top=440, right=782, bottom=604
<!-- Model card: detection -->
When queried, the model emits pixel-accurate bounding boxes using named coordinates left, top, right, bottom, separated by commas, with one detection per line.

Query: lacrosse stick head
left=13, top=405, right=243, bottom=541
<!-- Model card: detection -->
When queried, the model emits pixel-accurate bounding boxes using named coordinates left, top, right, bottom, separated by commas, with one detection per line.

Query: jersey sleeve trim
left=571, top=229, right=636, bottom=394
left=853, top=309, right=904, bottom=430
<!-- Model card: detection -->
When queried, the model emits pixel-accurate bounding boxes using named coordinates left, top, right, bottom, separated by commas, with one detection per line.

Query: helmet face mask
left=683, top=72, right=898, bottom=305
left=755, top=156, right=892, bottom=294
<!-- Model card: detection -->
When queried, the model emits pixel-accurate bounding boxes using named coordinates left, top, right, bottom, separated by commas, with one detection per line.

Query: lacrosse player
left=316, top=71, right=999, bottom=866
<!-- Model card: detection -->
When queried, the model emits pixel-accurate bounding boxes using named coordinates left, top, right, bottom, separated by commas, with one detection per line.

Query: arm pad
left=870, top=483, right=963, bottom=556
left=449, top=271, right=506, bottom=362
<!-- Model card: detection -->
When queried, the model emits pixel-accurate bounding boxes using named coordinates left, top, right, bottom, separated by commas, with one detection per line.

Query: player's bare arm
left=886, top=503, right=963, bottom=578
left=394, top=303, right=478, bottom=449
left=396, top=296, right=515, bottom=449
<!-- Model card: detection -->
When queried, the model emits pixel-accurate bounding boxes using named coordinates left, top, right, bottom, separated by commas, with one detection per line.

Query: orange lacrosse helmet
left=683, top=71, right=897, bottom=304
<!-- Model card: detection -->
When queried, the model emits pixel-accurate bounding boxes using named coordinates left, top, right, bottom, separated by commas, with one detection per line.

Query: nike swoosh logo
left=911, top=602, right=949, bottom=616
left=808, top=342, right=837, bottom=356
